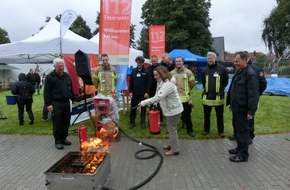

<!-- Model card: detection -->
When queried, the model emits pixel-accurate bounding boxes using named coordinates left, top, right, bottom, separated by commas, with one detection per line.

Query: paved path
left=0, top=132, right=290, bottom=190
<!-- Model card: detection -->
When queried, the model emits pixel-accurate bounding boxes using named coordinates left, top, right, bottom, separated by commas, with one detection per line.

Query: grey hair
left=207, top=52, right=217, bottom=58
left=53, top=58, right=64, bottom=66
left=165, top=54, right=173, bottom=60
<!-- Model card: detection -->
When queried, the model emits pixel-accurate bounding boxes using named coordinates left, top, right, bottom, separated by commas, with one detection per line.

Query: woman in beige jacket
left=139, top=66, right=183, bottom=156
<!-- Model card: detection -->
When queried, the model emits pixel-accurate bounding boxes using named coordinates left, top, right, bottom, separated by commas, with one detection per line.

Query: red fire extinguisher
left=149, top=107, right=161, bottom=135
left=78, top=124, right=88, bottom=151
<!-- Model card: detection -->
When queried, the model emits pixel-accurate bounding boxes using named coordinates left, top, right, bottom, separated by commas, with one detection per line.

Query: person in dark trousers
left=11, top=73, right=35, bottom=125
left=27, top=68, right=36, bottom=87
left=129, top=56, right=151, bottom=129
left=201, top=52, right=229, bottom=138
left=41, top=72, right=51, bottom=121
left=42, top=104, right=50, bottom=121
left=34, top=70, right=41, bottom=95
left=44, top=58, right=76, bottom=150
left=230, top=57, right=267, bottom=144
left=147, top=55, right=163, bottom=125
left=226, top=51, right=260, bottom=162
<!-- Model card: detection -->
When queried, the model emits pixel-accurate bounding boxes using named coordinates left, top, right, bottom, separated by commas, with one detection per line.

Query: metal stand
left=71, top=81, right=92, bottom=126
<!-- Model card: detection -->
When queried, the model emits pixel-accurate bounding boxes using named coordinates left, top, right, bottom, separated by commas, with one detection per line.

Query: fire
left=83, top=152, right=106, bottom=174
left=80, top=137, right=103, bottom=152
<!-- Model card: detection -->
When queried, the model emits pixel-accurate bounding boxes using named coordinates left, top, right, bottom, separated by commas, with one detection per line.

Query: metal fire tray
left=44, top=151, right=110, bottom=190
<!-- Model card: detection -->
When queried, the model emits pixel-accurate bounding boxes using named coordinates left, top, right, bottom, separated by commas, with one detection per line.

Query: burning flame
left=80, top=137, right=103, bottom=151
left=82, top=152, right=106, bottom=174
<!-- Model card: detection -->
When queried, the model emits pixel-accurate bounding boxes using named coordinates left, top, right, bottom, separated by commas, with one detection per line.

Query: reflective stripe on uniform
left=202, top=74, right=224, bottom=106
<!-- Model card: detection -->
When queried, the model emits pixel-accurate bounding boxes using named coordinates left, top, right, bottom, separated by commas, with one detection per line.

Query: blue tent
left=169, top=49, right=207, bottom=62
left=169, top=49, right=207, bottom=82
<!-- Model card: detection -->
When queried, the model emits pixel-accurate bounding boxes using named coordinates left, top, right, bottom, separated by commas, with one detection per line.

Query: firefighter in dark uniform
left=201, top=52, right=229, bottom=138
left=230, top=58, right=267, bottom=144
left=129, top=56, right=151, bottom=129
left=226, top=51, right=259, bottom=162
left=44, top=58, right=76, bottom=150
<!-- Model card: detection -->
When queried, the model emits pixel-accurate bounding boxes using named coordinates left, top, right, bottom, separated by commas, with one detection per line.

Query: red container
left=94, top=98, right=111, bottom=115
left=149, top=109, right=161, bottom=135
left=78, top=124, right=88, bottom=150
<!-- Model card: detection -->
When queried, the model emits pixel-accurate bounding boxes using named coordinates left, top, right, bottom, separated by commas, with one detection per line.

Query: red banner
left=99, top=0, right=132, bottom=91
left=149, top=25, right=165, bottom=58
left=99, top=0, right=132, bottom=64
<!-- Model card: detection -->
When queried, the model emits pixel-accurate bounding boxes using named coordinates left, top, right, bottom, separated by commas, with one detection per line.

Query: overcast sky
left=0, top=0, right=277, bottom=54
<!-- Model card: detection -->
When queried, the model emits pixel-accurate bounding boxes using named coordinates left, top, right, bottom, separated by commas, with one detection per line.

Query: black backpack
left=20, top=86, right=32, bottom=100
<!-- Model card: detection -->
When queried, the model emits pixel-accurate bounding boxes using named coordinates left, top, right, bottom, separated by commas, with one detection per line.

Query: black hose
left=100, top=127, right=164, bottom=190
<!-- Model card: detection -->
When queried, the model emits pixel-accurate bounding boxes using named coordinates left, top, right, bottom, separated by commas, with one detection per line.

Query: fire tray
left=44, top=151, right=110, bottom=190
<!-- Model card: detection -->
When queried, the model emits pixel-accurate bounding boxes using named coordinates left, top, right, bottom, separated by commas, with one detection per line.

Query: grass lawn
left=1, top=87, right=290, bottom=140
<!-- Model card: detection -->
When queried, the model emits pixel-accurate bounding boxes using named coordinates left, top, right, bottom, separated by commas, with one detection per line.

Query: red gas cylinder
left=78, top=124, right=88, bottom=150
left=149, top=109, right=161, bottom=134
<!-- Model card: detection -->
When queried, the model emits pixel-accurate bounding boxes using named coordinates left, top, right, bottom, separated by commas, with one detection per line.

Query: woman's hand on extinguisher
left=138, top=102, right=144, bottom=108
left=137, top=102, right=141, bottom=108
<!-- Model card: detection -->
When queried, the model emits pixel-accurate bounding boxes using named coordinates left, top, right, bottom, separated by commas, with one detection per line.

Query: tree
left=0, top=28, right=10, bottom=44
left=139, top=0, right=213, bottom=57
left=55, top=15, right=93, bottom=39
left=137, top=27, right=149, bottom=58
left=93, top=12, right=100, bottom=35
left=130, top=24, right=137, bottom=49
left=262, top=0, right=290, bottom=57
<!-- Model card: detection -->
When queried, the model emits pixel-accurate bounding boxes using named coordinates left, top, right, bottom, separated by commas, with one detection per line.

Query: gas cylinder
left=78, top=124, right=88, bottom=150
left=149, top=109, right=161, bottom=134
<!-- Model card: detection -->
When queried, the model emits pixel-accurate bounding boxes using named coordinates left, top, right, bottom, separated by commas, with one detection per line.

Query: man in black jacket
left=230, top=58, right=267, bottom=143
left=226, top=51, right=259, bottom=162
left=44, top=58, right=76, bottom=150
left=11, top=73, right=35, bottom=126
left=129, top=56, right=151, bottom=129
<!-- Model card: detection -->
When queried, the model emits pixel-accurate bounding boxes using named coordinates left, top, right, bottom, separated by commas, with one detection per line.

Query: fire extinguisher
left=149, top=106, right=161, bottom=135
left=78, top=124, right=88, bottom=151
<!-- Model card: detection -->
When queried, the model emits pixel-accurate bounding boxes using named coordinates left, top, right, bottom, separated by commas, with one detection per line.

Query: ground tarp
left=196, top=77, right=290, bottom=97
left=263, top=77, right=290, bottom=96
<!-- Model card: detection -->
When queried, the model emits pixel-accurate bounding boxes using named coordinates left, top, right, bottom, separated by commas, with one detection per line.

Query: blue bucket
left=6, top=95, right=17, bottom=105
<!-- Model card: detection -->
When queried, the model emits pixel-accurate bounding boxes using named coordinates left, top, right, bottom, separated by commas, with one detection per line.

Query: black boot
left=129, top=123, right=135, bottom=129
left=29, top=119, right=34, bottom=125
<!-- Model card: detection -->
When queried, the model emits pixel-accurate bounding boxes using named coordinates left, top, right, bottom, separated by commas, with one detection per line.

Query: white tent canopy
left=90, top=33, right=143, bottom=67
left=0, top=18, right=98, bottom=63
